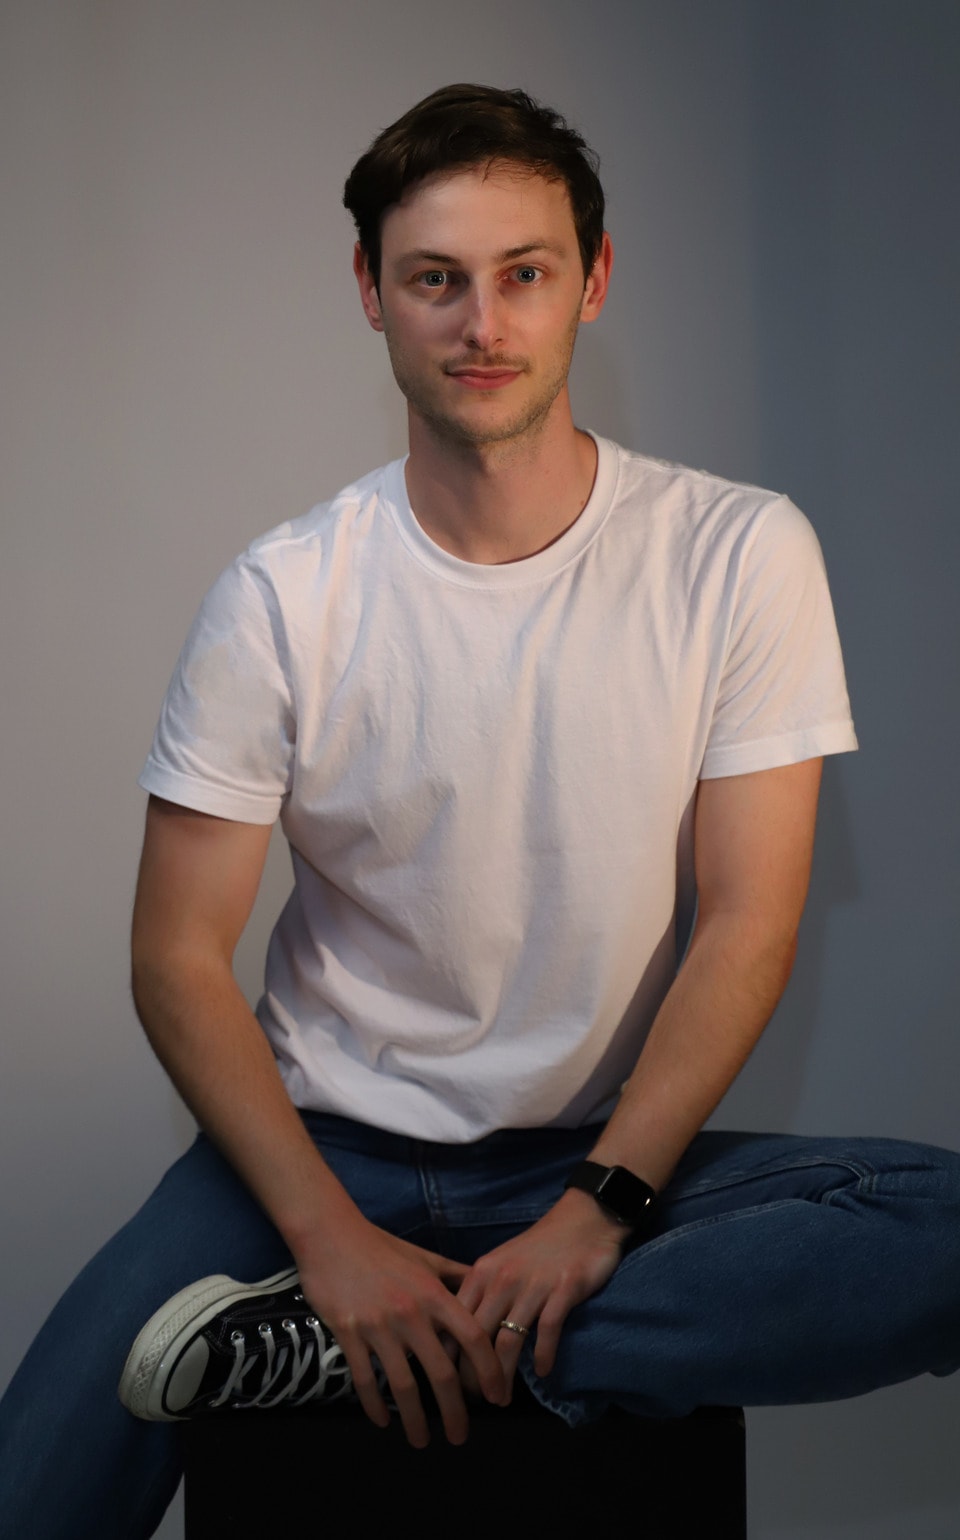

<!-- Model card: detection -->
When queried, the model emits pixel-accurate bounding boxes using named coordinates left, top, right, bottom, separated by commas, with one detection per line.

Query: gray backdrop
left=2, top=3, right=958, bottom=1536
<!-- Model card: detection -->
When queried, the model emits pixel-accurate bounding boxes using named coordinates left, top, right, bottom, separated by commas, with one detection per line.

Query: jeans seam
left=414, top=1145, right=447, bottom=1227
left=822, top=1166, right=877, bottom=1202
left=625, top=1197, right=817, bottom=1265
left=672, top=1154, right=879, bottom=1201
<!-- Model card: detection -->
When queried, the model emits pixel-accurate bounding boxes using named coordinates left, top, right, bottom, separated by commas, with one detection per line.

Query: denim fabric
left=1, top=1117, right=959, bottom=1539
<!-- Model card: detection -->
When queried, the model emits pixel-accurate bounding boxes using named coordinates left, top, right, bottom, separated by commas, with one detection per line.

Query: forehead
left=380, top=163, right=578, bottom=261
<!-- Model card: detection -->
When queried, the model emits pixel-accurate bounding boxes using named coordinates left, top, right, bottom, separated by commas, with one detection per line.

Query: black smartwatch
left=564, top=1160, right=656, bottom=1229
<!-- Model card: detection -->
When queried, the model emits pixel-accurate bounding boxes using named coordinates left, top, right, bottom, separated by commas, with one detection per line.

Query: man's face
left=354, top=163, right=610, bottom=451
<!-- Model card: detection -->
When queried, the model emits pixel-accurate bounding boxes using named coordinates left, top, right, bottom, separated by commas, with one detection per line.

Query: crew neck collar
left=382, top=432, right=620, bottom=589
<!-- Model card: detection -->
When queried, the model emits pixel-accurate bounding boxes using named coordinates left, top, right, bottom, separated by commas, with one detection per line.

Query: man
left=1, top=83, right=958, bottom=1540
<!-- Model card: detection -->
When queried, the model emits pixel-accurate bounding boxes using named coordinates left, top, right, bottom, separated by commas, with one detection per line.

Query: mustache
left=443, top=356, right=529, bottom=373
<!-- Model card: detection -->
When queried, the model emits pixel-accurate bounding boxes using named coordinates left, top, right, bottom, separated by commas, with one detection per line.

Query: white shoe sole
left=118, top=1268, right=299, bottom=1421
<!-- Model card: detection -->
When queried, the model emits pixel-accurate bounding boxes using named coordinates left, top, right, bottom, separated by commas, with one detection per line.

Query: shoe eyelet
left=293, top=1291, right=304, bottom=1301
left=305, top=1316, right=319, bottom=1329
left=230, top=1330, right=244, bottom=1344
left=282, top=1318, right=295, bottom=1330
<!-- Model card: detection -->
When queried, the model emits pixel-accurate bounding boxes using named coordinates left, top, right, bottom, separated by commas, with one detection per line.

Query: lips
left=447, top=369, right=522, bottom=389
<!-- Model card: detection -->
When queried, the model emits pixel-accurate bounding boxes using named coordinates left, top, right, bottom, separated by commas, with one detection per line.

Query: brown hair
left=343, top=83, right=605, bottom=289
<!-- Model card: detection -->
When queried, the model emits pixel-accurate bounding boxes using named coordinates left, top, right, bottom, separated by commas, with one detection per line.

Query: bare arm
left=457, top=757, right=824, bottom=1381
left=586, top=755, right=823, bottom=1186
left=131, top=795, right=504, bottom=1443
left=132, top=797, right=342, bottom=1243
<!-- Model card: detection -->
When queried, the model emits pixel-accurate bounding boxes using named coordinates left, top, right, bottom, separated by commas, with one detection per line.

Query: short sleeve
left=700, top=497, right=858, bottom=778
left=138, top=554, right=295, bottom=822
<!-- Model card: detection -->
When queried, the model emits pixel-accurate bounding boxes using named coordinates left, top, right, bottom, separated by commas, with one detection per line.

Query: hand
left=456, top=1188, right=629, bottom=1397
left=295, top=1217, right=507, bottom=1448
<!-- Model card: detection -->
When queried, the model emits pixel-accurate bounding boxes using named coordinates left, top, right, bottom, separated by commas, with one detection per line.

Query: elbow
left=748, top=923, right=801, bottom=1007
left=130, top=947, right=165, bottom=1032
left=774, top=930, right=800, bottom=991
left=129, top=938, right=192, bottom=1030
left=130, top=921, right=165, bottom=1019
left=692, top=908, right=801, bottom=1001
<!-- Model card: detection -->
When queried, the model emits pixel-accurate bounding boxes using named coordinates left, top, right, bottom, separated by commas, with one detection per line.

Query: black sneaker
left=118, top=1269, right=353, bottom=1420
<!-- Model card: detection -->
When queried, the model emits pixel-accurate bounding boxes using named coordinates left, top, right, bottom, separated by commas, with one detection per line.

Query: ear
left=579, top=231, right=613, bottom=323
left=353, top=243, right=385, bottom=333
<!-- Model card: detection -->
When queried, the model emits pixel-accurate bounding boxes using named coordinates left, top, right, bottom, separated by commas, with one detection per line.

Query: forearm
left=587, top=911, right=798, bottom=1191
left=132, top=953, right=361, bottom=1258
left=133, top=951, right=509, bottom=1438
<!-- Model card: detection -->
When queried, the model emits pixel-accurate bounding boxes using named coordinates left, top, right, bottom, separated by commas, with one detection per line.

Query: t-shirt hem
left=699, top=720, right=858, bottom=779
left=138, top=760, right=281, bottom=824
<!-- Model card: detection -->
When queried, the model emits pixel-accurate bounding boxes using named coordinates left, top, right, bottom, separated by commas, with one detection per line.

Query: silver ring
left=498, top=1318, right=530, bottom=1337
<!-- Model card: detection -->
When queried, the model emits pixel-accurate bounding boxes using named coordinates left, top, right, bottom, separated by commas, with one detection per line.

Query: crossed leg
left=3, top=1123, right=959, bottom=1538
left=519, top=1131, right=960, bottom=1425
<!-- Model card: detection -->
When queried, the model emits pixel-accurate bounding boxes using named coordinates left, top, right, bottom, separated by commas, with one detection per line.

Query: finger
left=373, top=1342, right=432, bottom=1449
left=334, top=1332, right=391, bottom=1430
left=531, top=1320, right=559, bottom=1377
left=455, top=1252, right=516, bottom=1315
left=493, top=1292, right=541, bottom=1392
left=469, top=1282, right=527, bottom=1346
left=530, top=1290, right=576, bottom=1377
left=458, top=1353, right=483, bottom=1401
left=453, top=1269, right=485, bottom=1313
left=493, top=1326, right=527, bottom=1396
left=447, top=1308, right=509, bottom=1406
left=411, top=1337, right=472, bottom=1445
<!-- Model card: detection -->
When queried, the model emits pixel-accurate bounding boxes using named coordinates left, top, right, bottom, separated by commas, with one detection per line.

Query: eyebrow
left=394, top=240, right=566, bottom=269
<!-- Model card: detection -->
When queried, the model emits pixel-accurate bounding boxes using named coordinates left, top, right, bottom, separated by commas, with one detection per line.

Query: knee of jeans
left=915, top=1143, right=960, bottom=1215
left=895, top=1145, right=960, bottom=1293
left=871, top=1139, right=960, bottom=1199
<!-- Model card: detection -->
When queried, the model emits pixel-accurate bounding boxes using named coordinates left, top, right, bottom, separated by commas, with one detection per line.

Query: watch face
left=564, top=1160, right=655, bottom=1227
left=596, top=1166, right=653, bottom=1224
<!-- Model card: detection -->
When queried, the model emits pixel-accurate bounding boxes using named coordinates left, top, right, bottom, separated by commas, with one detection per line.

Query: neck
left=404, top=402, right=598, bottom=566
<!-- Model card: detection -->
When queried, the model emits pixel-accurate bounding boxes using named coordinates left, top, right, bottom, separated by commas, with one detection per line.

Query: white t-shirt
left=139, top=434, right=857, bottom=1141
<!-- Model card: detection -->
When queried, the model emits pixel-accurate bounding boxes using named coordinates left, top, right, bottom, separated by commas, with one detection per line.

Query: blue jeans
left=2, top=1116, right=959, bottom=1539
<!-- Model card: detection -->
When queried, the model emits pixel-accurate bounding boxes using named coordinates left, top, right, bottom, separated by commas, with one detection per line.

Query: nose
left=460, top=279, right=505, bottom=352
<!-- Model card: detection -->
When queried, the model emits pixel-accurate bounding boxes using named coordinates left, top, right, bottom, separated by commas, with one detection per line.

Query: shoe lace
left=210, top=1313, right=353, bottom=1410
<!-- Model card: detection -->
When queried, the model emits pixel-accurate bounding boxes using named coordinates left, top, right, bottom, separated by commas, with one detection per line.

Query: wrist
left=555, top=1184, right=634, bottom=1242
left=277, top=1181, right=368, bottom=1264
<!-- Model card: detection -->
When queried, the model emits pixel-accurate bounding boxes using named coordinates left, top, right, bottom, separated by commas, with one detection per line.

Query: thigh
left=0, top=1117, right=433, bottom=1540
left=0, top=1134, right=291, bottom=1540
left=83, top=1115, right=435, bottom=1345
left=653, top=1126, right=960, bottom=1234
left=653, top=1127, right=892, bottom=1230
left=9, top=1133, right=294, bottom=1409
left=526, top=1129, right=960, bottom=1422
left=3, top=1118, right=431, bottom=1431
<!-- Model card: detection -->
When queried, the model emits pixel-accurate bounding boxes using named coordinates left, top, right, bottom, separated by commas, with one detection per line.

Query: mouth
left=445, top=368, right=523, bottom=390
